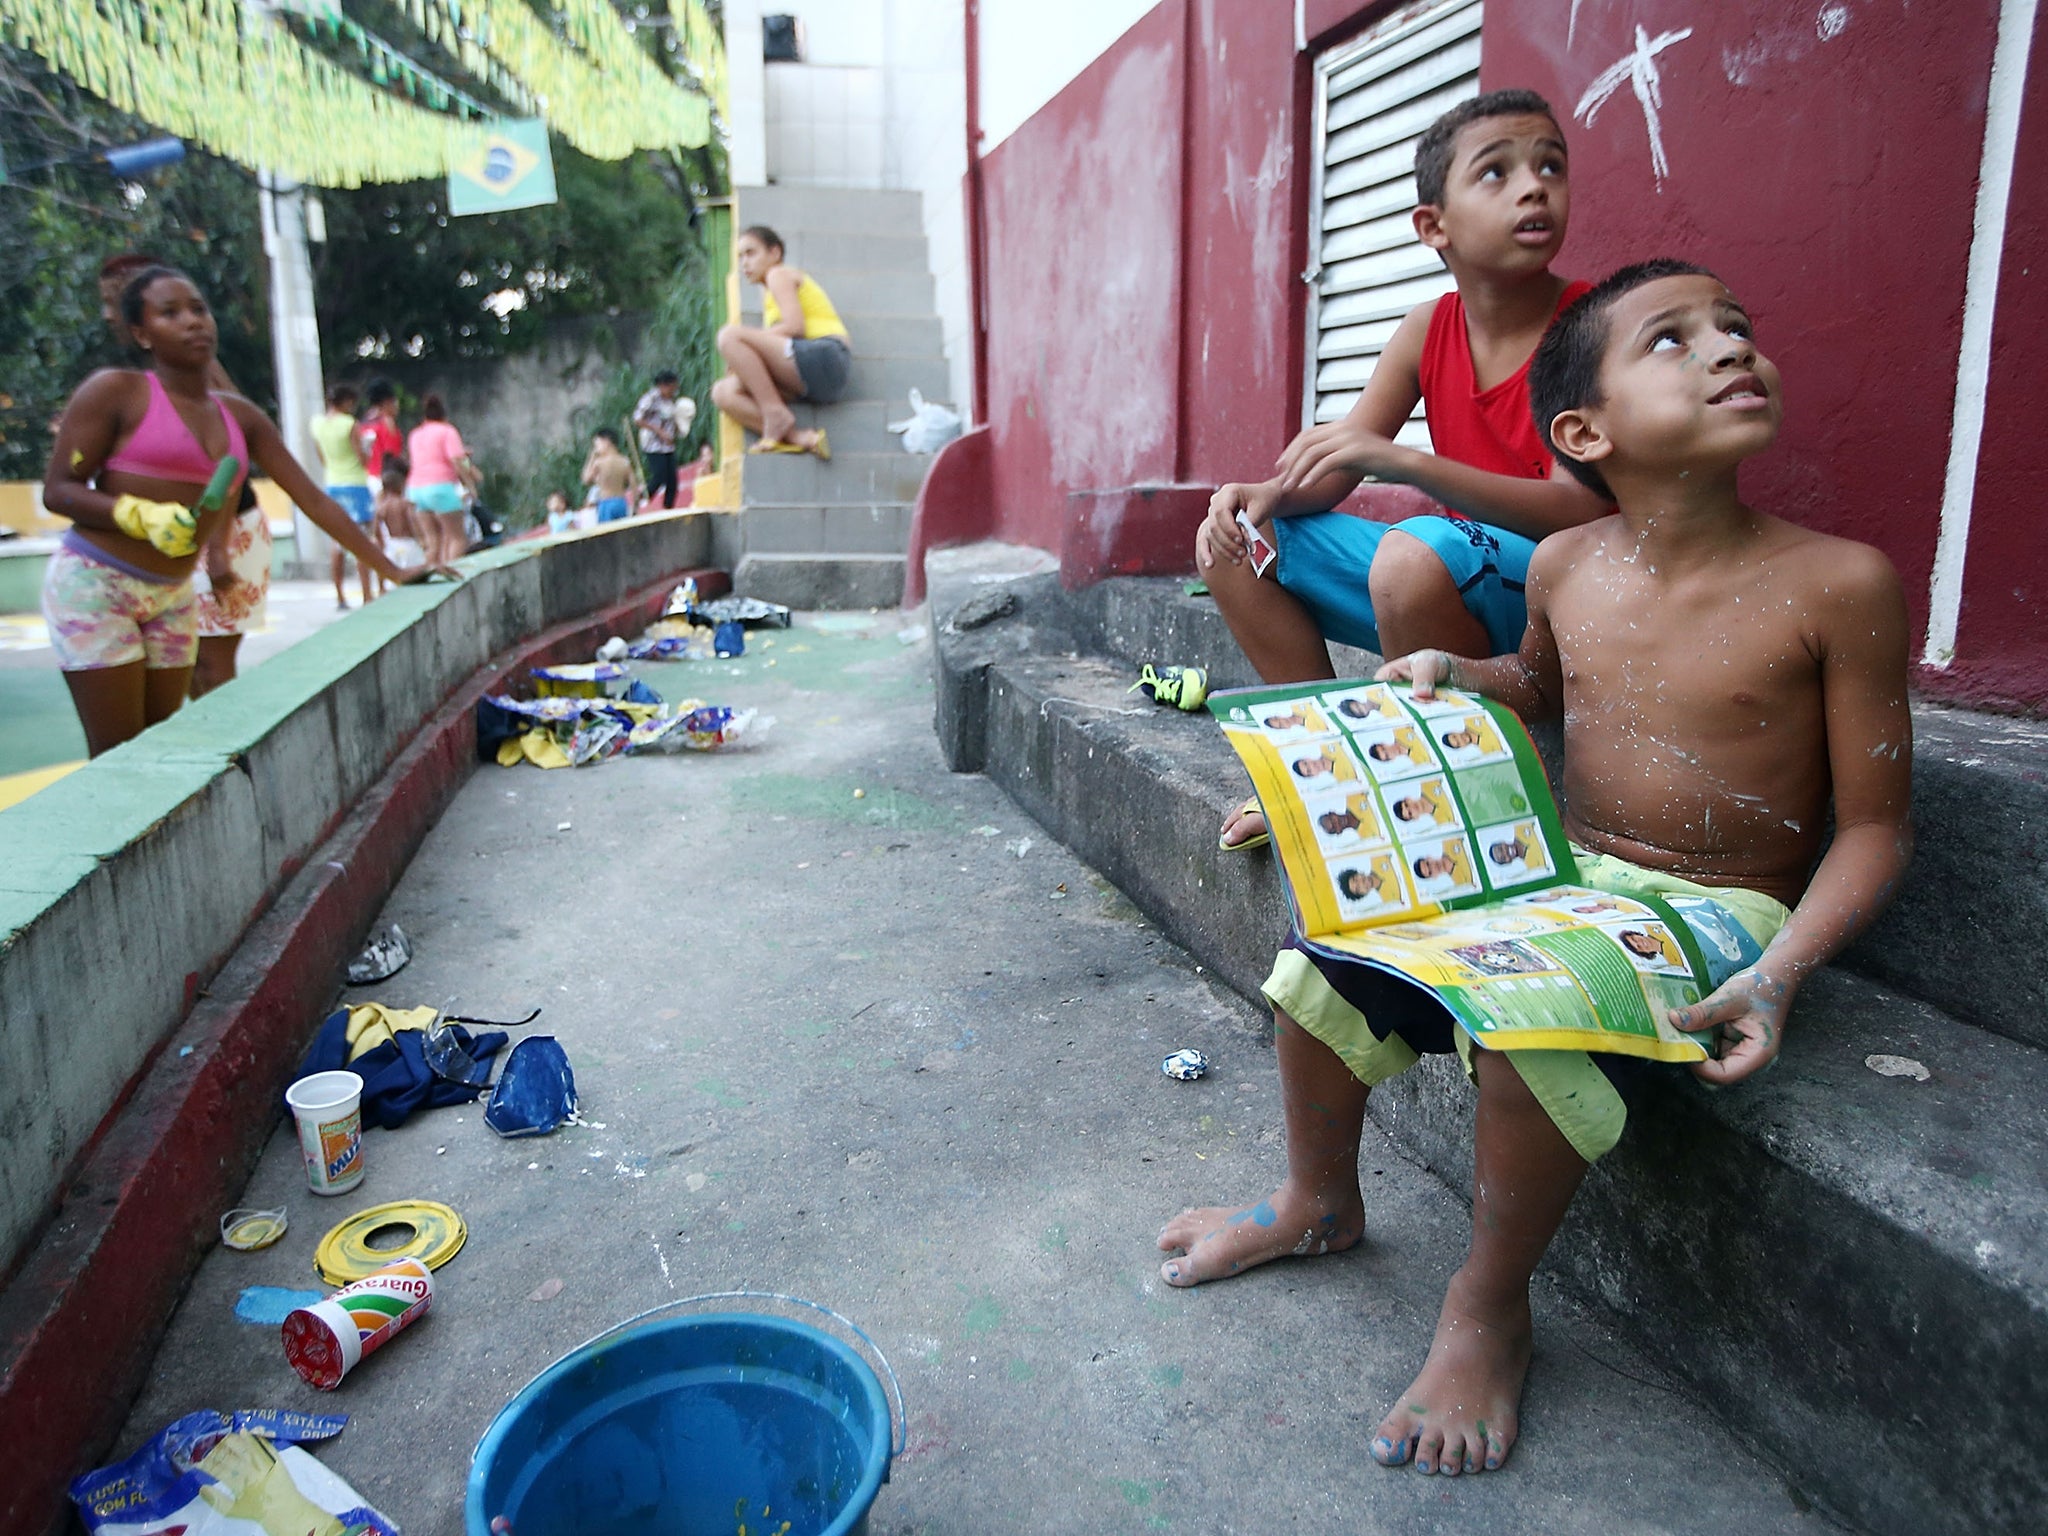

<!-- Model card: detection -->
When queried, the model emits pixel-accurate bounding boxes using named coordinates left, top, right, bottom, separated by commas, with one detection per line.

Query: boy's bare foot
left=1218, top=801, right=1268, bottom=849
left=1370, top=1270, right=1532, bottom=1475
left=1157, top=1185, right=1363, bottom=1286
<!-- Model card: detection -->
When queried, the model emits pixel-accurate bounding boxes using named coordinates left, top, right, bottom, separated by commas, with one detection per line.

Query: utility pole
left=258, top=172, right=330, bottom=571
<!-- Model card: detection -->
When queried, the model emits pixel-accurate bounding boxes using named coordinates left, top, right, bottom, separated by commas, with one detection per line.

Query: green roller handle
left=194, top=454, right=243, bottom=514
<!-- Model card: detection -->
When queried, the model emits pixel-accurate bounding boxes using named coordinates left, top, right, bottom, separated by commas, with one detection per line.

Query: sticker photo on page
left=1407, top=686, right=1488, bottom=719
left=1353, top=722, right=1441, bottom=782
left=1305, top=788, right=1389, bottom=854
left=1402, top=834, right=1483, bottom=901
left=1329, top=851, right=1406, bottom=920
left=1475, top=818, right=1555, bottom=884
left=1283, top=738, right=1367, bottom=788
left=1326, top=684, right=1404, bottom=726
left=1252, top=699, right=1332, bottom=740
left=1430, top=712, right=1514, bottom=769
left=1600, top=920, right=1693, bottom=978
left=1383, top=774, right=1463, bottom=836
left=1237, top=511, right=1276, bottom=576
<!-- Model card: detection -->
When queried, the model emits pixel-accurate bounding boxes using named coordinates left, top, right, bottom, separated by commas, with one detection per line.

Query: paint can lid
left=315, top=1199, right=467, bottom=1285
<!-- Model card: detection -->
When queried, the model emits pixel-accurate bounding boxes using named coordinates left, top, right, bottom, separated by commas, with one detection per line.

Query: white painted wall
left=882, top=0, right=969, bottom=412
left=978, top=0, right=1158, bottom=148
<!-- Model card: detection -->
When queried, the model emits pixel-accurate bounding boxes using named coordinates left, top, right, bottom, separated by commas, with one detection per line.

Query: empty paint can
left=282, top=1257, right=435, bottom=1390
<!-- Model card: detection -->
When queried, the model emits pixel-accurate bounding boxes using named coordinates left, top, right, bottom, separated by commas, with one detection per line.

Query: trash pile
left=478, top=582, right=784, bottom=770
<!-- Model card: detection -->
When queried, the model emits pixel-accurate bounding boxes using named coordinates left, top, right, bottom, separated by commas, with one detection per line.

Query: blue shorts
left=1270, top=511, right=1539, bottom=658
left=408, top=482, right=466, bottom=516
left=329, top=484, right=373, bottom=525
left=595, top=497, right=630, bottom=524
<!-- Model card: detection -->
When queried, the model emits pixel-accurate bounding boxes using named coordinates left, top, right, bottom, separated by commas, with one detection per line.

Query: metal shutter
left=1304, top=0, right=1482, bottom=442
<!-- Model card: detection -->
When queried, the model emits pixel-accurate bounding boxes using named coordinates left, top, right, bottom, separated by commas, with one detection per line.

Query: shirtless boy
left=1159, top=260, right=1913, bottom=1477
left=1201, top=89, right=1609, bottom=852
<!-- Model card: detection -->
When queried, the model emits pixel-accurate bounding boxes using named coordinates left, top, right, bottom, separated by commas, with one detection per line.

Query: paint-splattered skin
left=1383, top=274, right=1915, bottom=1084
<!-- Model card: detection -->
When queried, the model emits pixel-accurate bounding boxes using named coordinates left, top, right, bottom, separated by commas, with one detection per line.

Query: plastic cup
left=286, top=1070, right=365, bottom=1195
left=282, top=1257, right=435, bottom=1390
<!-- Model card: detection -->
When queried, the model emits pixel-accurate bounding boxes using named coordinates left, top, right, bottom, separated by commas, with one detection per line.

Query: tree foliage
left=0, top=44, right=275, bottom=479
left=502, top=225, right=723, bottom=525
left=312, top=139, right=711, bottom=369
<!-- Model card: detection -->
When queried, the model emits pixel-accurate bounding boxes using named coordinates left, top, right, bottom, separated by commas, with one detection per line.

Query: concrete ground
left=0, top=577, right=361, bottom=790
left=118, top=613, right=1840, bottom=1535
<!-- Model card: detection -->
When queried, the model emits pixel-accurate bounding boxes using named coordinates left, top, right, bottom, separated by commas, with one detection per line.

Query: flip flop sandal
left=1219, top=796, right=1271, bottom=852
left=748, top=438, right=808, bottom=454
left=805, top=428, right=831, bottom=462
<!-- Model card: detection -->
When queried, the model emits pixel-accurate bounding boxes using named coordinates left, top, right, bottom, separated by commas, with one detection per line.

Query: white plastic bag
left=887, top=388, right=963, bottom=455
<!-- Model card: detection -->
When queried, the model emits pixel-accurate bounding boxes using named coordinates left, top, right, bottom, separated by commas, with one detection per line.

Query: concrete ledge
left=0, top=538, right=727, bottom=1535
left=0, top=514, right=715, bottom=1284
left=930, top=555, right=2048, bottom=1536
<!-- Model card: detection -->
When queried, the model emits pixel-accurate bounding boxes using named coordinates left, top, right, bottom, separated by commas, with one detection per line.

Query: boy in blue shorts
left=1200, top=89, right=1608, bottom=850
left=1162, top=259, right=1913, bottom=1478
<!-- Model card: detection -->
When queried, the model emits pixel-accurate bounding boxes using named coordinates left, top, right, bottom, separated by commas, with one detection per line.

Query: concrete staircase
left=715, top=185, right=950, bottom=609
left=927, top=547, right=2048, bottom=1536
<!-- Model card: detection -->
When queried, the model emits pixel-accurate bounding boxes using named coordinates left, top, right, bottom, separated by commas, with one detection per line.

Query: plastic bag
left=887, top=388, right=963, bottom=455
left=70, top=1409, right=398, bottom=1536
left=485, top=1036, right=578, bottom=1137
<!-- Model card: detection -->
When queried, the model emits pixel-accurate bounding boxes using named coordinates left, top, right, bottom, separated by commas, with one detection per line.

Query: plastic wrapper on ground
left=69, top=1409, right=398, bottom=1536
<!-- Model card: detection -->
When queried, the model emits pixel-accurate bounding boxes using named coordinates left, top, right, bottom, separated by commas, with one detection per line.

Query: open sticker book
left=1212, top=680, right=1755, bottom=1063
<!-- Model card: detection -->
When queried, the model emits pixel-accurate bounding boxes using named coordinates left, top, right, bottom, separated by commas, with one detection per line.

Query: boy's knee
left=1368, top=530, right=1454, bottom=609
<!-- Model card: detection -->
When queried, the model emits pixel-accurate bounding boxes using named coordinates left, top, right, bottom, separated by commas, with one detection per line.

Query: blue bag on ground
left=486, top=1035, right=578, bottom=1137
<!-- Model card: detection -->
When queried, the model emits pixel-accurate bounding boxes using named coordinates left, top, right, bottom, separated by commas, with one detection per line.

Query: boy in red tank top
left=1199, top=90, right=1609, bottom=852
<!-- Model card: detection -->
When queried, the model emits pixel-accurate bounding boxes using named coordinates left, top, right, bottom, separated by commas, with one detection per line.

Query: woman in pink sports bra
left=42, top=266, right=448, bottom=756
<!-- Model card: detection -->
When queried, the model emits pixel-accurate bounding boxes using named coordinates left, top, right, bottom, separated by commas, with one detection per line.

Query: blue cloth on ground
left=1270, top=510, right=1539, bottom=657
left=485, top=1035, right=578, bottom=1137
left=294, top=1009, right=509, bottom=1131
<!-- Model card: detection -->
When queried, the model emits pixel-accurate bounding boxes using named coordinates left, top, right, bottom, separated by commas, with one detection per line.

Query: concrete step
left=759, top=231, right=931, bottom=275
left=736, top=305, right=946, bottom=362
left=768, top=399, right=917, bottom=454
left=737, top=183, right=922, bottom=235
left=925, top=555, right=2048, bottom=1536
left=742, top=266, right=932, bottom=317
left=733, top=550, right=905, bottom=610
left=732, top=501, right=914, bottom=556
left=742, top=448, right=931, bottom=506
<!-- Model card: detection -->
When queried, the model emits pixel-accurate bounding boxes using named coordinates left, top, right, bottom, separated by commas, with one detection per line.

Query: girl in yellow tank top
left=712, top=225, right=855, bottom=459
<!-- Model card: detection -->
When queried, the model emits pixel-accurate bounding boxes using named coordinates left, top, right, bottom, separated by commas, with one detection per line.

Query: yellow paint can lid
left=314, top=1199, right=467, bottom=1286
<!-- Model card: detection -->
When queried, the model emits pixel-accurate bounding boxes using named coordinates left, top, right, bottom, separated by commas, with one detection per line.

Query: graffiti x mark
left=1574, top=24, right=1695, bottom=189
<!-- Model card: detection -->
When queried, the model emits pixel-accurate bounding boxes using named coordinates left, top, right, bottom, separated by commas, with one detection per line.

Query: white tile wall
left=766, top=64, right=888, bottom=188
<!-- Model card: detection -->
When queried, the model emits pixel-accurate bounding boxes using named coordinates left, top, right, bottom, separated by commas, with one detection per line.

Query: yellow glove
left=111, top=493, right=200, bottom=557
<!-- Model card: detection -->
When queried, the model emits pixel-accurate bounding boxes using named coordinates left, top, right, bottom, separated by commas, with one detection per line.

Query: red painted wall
left=946, top=0, right=2043, bottom=707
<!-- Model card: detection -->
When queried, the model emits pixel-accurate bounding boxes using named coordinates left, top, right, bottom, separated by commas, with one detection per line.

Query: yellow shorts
left=1262, top=847, right=1791, bottom=1162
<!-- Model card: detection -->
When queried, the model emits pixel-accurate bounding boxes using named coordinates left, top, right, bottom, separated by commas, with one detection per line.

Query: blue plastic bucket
left=466, top=1295, right=902, bottom=1536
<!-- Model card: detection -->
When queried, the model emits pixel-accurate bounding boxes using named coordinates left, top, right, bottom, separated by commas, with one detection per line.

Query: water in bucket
left=467, top=1311, right=894, bottom=1536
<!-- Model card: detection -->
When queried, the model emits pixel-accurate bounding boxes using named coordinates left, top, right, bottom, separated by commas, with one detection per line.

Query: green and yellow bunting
left=0, top=0, right=727, bottom=185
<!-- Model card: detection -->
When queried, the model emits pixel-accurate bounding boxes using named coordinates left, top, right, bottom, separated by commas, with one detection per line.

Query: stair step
left=760, top=231, right=932, bottom=275
left=927, top=557, right=2048, bottom=1536
left=1843, top=705, right=2048, bottom=1046
left=742, top=449, right=930, bottom=506
left=769, top=401, right=914, bottom=454
left=734, top=550, right=905, bottom=611
left=741, top=267, right=932, bottom=317
left=737, top=184, right=922, bottom=236
left=731, top=501, right=914, bottom=555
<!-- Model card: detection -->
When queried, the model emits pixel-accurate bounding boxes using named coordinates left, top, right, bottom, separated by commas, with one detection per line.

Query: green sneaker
left=1130, top=663, right=1209, bottom=711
